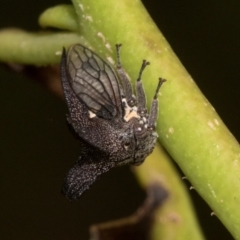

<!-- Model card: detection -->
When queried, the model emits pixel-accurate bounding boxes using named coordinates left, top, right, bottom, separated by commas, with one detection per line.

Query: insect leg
left=148, top=78, right=166, bottom=130
left=116, top=44, right=136, bottom=107
left=136, top=60, right=150, bottom=117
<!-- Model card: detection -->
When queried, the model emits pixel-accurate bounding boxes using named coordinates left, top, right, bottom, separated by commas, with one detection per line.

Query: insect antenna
left=148, top=78, right=166, bottom=130
left=137, top=60, right=150, bottom=82
left=154, top=78, right=166, bottom=99
left=136, top=60, right=150, bottom=116
left=116, top=44, right=136, bottom=107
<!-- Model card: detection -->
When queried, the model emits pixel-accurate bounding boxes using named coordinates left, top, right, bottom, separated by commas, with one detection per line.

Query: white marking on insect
left=97, top=32, right=106, bottom=43
left=124, top=145, right=129, bottom=150
left=121, top=98, right=127, bottom=106
left=79, top=4, right=84, bottom=11
left=88, top=110, right=96, bottom=118
left=124, top=110, right=140, bottom=122
left=132, top=106, right=138, bottom=111
left=137, top=127, right=142, bottom=131
left=122, top=98, right=140, bottom=122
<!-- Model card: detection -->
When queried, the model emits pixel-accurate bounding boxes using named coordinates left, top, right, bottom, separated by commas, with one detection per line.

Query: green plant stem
left=39, top=4, right=79, bottom=32
left=135, top=143, right=204, bottom=240
left=0, top=29, right=85, bottom=64
left=70, top=0, right=240, bottom=239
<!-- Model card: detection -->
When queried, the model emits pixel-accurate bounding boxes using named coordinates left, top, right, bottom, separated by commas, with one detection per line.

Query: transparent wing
left=66, top=44, right=123, bottom=119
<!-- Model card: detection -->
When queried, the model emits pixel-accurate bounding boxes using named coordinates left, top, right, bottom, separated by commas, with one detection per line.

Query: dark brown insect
left=60, top=44, right=166, bottom=200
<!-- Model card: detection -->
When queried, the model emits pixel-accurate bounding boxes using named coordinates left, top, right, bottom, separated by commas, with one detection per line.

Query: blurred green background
left=0, top=0, right=239, bottom=239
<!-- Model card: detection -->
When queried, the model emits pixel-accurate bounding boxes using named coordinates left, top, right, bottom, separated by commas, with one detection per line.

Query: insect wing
left=66, top=44, right=123, bottom=119
left=62, top=141, right=114, bottom=200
